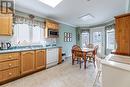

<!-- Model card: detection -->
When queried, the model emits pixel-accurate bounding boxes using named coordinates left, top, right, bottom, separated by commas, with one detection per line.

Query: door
left=0, top=14, right=12, bottom=35
left=21, top=51, right=35, bottom=75
left=58, top=48, right=62, bottom=64
left=35, top=50, right=46, bottom=70
left=81, top=32, right=90, bottom=48
left=90, top=27, right=105, bottom=58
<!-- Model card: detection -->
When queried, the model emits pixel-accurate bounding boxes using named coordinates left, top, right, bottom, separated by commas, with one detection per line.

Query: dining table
left=81, top=48, right=95, bottom=68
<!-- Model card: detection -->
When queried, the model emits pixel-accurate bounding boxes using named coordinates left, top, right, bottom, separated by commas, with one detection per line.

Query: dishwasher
left=46, top=48, right=59, bottom=68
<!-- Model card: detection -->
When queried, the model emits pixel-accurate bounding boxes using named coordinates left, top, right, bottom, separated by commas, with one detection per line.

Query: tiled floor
left=1, top=58, right=102, bottom=87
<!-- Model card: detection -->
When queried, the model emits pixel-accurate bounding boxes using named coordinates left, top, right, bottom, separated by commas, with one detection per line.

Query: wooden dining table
left=81, top=48, right=95, bottom=68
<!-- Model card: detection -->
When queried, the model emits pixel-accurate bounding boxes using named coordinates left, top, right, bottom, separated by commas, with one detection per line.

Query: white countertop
left=101, top=54, right=130, bottom=72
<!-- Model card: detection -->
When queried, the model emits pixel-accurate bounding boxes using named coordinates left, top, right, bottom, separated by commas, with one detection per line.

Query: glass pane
left=106, top=29, right=115, bottom=49
left=93, top=32, right=102, bottom=54
left=81, top=32, right=89, bottom=48
left=13, top=24, right=30, bottom=45
left=32, top=26, right=41, bottom=43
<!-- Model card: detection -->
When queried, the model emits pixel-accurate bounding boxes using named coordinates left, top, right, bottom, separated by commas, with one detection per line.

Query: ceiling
left=15, top=0, right=128, bottom=27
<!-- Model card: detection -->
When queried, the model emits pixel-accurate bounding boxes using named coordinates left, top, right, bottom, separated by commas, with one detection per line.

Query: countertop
left=101, top=54, right=130, bottom=72
left=0, top=46, right=62, bottom=54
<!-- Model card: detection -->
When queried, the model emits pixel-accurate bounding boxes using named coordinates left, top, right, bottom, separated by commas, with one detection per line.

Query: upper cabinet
left=45, top=19, right=59, bottom=30
left=115, top=13, right=130, bottom=55
left=0, top=14, right=13, bottom=36
left=44, top=19, right=59, bottom=38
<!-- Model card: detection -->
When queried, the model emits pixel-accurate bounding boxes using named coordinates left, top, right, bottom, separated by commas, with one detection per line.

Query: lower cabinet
left=58, top=48, right=62, bottom=64
left=35, top=50, right=46, bottom=70
left=0, top=52, right=20, bottom=83
left=2, top=67, right=20, bottom=81
left=21, top=51, right=35, bottom=75
left=0, top=48, right=61, bottom=84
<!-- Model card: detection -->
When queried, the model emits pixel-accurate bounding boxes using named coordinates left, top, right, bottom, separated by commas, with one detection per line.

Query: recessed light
left=80, top=13, right=94, bottom=21
left=39, top=0, right=63, bottom=8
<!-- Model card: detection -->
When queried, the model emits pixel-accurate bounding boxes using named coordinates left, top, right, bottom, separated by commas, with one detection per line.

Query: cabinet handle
left=9, top=73, right=12, bottom=76
left=8, top=56, right=12, bottom=59
left=8, top=63, right=12, bottom=67
left=9, top=56, right=12, bottom=58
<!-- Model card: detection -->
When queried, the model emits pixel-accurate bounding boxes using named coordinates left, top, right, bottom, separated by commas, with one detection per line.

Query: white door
left=81, top=32, right=90, bottom=48
left=90, top=27, right=105, bottom=58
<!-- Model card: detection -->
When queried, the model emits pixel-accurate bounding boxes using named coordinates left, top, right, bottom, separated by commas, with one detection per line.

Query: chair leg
left=80, top=59, right=82, bottom=68
left=72, top=59, right=74, bottom=65
left=84, top=59, right=86, bottom=69
left=93, top=58, right=96, bottom=67
left=77, top=59, right=79, bottom=64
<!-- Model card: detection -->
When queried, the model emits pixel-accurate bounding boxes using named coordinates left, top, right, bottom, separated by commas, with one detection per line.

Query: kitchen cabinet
left=58, top=48, right=62, bottom=64
left=0, top=14, right=13, bottom=36
left=0, top=52, right=20, bottom=82
left=115, top=13, right=130, bottom=55
left=44, top=19, right=59, bottom=38
left=21, top=51, right=35, bottom=75
left=45, top=19, right=59, bottom=29
left=0, top=47, right=60, bottom=84
left=102, top=54, right=130, bottom=87
left=35, top=50, right=46, bottom=70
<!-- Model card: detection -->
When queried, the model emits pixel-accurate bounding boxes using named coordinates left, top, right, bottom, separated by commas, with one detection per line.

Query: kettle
left=1, top=42, right=11, bottom=50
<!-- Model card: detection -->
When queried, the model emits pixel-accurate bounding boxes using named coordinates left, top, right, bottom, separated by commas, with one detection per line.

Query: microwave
left=48, top=29, right=59, bottom=38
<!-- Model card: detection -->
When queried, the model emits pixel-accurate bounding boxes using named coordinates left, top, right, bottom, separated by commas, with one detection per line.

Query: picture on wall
left=64, top=32, right=72, bottom=42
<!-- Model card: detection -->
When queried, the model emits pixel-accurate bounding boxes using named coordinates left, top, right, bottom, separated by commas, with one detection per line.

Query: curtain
left=105, top=24, right=115, bottom=30
left=14, top=15, right=44, bottom=28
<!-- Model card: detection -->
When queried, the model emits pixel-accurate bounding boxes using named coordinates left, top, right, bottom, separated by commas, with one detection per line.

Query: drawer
left=0, top=53, right=20, bottom=62
left=2, top=67, right=20, bottom=81
left=0, top=60, right=19, bottom=71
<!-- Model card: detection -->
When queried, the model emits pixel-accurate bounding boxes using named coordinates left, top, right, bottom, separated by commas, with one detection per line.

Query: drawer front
left=0, top=60, right=19, bottom=71
left=2, top=67, right=20, bottom=81
left=0, top=53, right=19, bottom=62
left=0, top=71, right=2, bottom=82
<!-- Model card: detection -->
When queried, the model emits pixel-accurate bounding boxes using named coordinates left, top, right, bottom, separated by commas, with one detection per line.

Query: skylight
left=39, top=0, right=63, bottom=8
left=80, top=14, right=94, bottom=21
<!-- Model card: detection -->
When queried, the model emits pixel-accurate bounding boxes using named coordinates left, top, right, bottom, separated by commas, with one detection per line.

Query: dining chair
left=86, top=43, right=94, bottom=48
left=86, top=45, right=99, bottom=67
left=72, top=45, right=87, bottom=69
left=93, top=57, right=102, bottom=87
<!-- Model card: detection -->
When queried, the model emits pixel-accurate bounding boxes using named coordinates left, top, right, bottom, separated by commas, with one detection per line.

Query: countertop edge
left=101, top=54, right=130, bottom=72
left=0, top=46, right=62, bottom=54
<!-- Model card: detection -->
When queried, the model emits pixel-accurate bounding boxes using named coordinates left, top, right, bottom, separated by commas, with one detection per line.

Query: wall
left=56, top=24, right=76, bottom=57
left=128, top=0, right=130, bottom=12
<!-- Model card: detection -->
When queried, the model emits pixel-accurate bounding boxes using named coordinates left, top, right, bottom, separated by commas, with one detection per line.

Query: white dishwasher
left=46, top=48, right=59, bottom=68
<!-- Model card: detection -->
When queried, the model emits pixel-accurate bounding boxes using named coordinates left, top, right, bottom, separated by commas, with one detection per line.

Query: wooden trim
left=111, top=51, right=130, bottom=56
left=115, top=13, right=130, bottom=18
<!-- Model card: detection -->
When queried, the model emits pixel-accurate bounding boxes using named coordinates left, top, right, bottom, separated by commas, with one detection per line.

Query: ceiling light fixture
left=80, top=13, right=94, bottom=21
left=39, top=0, right=63, bottom=8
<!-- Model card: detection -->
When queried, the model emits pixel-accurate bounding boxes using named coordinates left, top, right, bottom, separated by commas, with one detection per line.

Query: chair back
left=72, top=45, right=84, bottom=59
left=93, top=45, right=99, bottom=55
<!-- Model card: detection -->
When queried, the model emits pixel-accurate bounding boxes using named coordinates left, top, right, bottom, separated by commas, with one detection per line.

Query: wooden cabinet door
left=0, top=14, right=12, bottom=36
left=115, top=14, right=130, bottom=55
left=35, top=50, right=46, bottom=70
left=58, top=48, right=62, bottom=64
left=0, top=71, right=2, bottom=82
left=21, top=51, right=35, bottom=75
